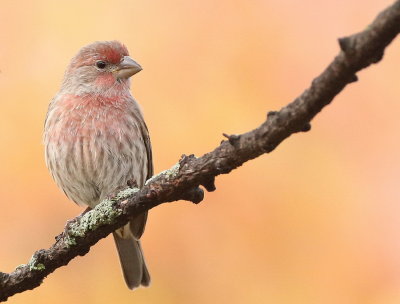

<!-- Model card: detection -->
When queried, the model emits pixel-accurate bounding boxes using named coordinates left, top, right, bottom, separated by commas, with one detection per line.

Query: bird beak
left=114, top=56, right=142, bottom=79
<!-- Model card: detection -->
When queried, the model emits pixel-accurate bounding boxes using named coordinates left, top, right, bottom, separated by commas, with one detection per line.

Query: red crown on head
left=69, top=41, right=130, bottom=70
left=95, top=41, right=129, bottom=64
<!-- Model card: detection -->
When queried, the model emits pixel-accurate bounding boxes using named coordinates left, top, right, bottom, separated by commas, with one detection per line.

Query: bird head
left=62, top=41, right=142, bottom=94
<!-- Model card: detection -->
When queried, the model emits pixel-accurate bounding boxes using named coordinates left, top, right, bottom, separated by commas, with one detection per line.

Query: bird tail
left=113, top=229, right=150, bottom=289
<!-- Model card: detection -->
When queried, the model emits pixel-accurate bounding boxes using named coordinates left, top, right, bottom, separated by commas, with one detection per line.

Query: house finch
left=44, top=41, right=152, bottom=289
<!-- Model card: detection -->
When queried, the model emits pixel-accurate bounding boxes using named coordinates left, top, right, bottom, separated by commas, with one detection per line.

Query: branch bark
left=1, top=1, right=400, bottom=301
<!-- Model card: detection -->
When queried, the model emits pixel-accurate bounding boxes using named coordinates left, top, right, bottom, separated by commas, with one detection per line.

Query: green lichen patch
left=65, top=235, right=77, bottom=247
left=113, top=187, right=139, bottom=201
left=68, top=200, right=122, bottom=239
left=145, top=163, right=180, bottom=185
left=32, top=263, right=45, bottom=271
left=28, top=256, right=45, bottom=271
left=64, top=188, right=140, bottom=247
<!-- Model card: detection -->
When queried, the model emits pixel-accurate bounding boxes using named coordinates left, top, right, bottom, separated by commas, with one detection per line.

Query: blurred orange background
left=1, top=0, right=400, bottom=303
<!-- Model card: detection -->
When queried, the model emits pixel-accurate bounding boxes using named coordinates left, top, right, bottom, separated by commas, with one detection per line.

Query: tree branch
left=1, top=1, right=400, bottom=301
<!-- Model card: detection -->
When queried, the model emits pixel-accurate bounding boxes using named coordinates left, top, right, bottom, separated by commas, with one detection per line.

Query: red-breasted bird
left=44, top=41, right=152, bottom=289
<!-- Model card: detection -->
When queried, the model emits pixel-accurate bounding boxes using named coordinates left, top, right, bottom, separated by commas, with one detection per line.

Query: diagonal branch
left=1, top=0, right=400, bottom=301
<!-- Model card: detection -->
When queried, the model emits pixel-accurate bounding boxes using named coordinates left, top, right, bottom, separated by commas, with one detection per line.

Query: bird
left=44, top=40, right=152, bottom=289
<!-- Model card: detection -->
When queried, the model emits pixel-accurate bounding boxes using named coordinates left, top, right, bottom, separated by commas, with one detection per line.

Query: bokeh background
left=1, top=0, right=400, bottom=303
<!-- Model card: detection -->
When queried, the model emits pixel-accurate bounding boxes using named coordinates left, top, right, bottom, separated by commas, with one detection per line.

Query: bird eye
left=95, top=60, right=107, bottom=69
